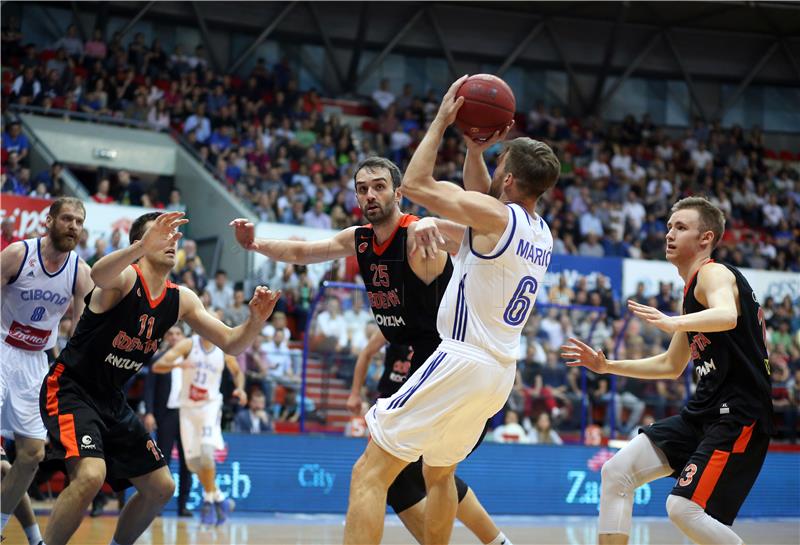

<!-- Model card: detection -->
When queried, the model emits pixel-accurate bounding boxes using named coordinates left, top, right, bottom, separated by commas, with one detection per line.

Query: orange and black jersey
left=682, top=261, right=773, bottom=433
left=355, top=214, right=452, bottom=371
left=57, top=265, right=180, bottom=393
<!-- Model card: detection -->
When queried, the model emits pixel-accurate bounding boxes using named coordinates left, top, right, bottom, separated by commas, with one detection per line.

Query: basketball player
left=344, top=75, right=560, bottom=545
left=151, top=326, right=248, bottom=526
left=561, top=197, right=773, bottom=545
left=39, top=211, right=280, bottom=545
left=1, top=446, right=40, bottom=545
left=1, top=197, right=93, bottom=543
left=231, top=152, right=511, bottom=544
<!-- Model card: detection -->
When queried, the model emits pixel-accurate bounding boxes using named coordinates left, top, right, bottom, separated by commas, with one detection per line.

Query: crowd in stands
left=3, top=21, right=799, bottom=442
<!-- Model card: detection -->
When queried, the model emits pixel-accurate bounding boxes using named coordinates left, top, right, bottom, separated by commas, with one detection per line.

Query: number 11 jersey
left=437, top=203, right=553, bottom=364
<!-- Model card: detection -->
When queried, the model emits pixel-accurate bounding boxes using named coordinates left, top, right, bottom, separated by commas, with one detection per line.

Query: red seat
left=779, top=150, right=793, bottom=161
left=39, top=49, right=56, bottom=62
left=765, top=149, right=778, bottom=159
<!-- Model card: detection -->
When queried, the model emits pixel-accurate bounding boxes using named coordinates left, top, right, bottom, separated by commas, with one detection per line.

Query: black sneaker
left=178, top=507, right=193, bottom=518
left=90, top=493, right=108, bottom=517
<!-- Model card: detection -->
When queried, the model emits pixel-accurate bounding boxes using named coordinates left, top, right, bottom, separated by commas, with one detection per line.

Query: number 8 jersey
left=437, top=204, right=553, bottom=364
left=1, top=238, right=80, bottom=351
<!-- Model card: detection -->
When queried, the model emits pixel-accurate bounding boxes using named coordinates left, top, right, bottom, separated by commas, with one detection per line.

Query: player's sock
left=0, top=513, right=10, bottom=530
left=203, top=491, right=216, bottom=503
left=489, top=531, right=512, bottom=545
left=666, top=495, right=744, bottom=545
left=23, top=524, right=42, bottom=545
left=213, top=490, right=225, bottom=502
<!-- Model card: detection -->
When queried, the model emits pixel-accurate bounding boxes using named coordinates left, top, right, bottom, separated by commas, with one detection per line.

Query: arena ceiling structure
left=24, top=1, right=800, bottom=120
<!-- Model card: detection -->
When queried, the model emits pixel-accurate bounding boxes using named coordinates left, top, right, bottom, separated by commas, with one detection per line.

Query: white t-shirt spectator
left=529, top=429, right=563, bottom=445
left=262, top=324, right=292, bottom=341
left=611, top=153, right=631, bottom=175
left=303, top=209, right=332, bottom=230
left=316, top=310, right=349, bottom=348
left=622, top=200, right=647, bottom=232
left=579, top=212, right=603, bottom=237
left=206, top=282, right=234, bottom=311
left=372, top=88, right=395, bottom=111
left=691, top=148, right=713, bottom=170
left=762, top=201, right=784, bottom=227
left=262, top=339, right=295, bottom=380
left=390, top=130, right=412, bottom=151
left=647, top=178, right=673, bottom=197
left=540, top=315, right=565, bottom=348
left=588, top=159, right=611, bottom=180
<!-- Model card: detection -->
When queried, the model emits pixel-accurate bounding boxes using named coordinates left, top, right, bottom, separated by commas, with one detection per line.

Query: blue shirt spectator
left=183, top=104, right=211, bottom=143
left=3, top=122, right=29, bottom=161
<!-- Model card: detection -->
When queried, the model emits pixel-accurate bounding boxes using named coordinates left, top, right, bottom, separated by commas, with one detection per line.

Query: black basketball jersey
left=355, top=214, right=452, bottom=371
left=681, top=261, right=773, bottom=433
left=378, top=343, right=414, bottom=398
left=57, top=265, right=180, bottom=393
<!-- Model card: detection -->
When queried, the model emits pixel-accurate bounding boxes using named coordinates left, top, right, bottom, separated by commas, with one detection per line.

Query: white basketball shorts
left=179, top=400, right=224, bottom=460
left=0, top=341, right=49, bottom=440
left=366, top=339, right=515, bottom=467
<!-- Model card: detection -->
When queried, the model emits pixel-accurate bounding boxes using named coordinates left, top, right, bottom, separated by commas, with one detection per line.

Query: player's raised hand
left=434, top=75, right=469, bottom=126
left=139, top=212, right=188, bottom=253
left=346, top=392, right=362, bottom=416
left=462, top=119, right=514, bottom=148
left=232, top=388, right=248, bottom=407
left=229, top=218, right=257, bottom=250
left=560, top=337, right=609, bottom=374
left=409, top=217, right=446, bottom=259
left=627, top=300, right=678, bottom=334
left=248, top=286, right=281, bottom=322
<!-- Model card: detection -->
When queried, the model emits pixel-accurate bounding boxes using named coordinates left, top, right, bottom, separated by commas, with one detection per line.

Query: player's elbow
left=721, top=311, right=738, bottom=331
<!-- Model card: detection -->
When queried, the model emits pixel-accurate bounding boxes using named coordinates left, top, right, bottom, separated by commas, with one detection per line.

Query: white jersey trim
left=467, top=205, right=516, bottom=260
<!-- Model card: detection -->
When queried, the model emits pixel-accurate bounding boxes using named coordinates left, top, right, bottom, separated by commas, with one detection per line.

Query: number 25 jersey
left=57, top=264, right=180, bottom=392
left=437, top=204, right=553, bottom=364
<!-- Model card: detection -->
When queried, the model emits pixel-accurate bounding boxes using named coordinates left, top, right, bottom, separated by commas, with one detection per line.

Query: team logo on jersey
left=111, top=329, right=159, bottom=354
left=689, top=332, right=711, bottom=360
left=80, top=435, right=97, bottom=450
left=4, top=321, right=50, bottom=350
left=695, top=358, right=717, bottom=379
left=358, top=242, right=368, bottom=253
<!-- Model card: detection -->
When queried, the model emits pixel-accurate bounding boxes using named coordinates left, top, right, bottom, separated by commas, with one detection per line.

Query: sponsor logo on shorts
left=146, top=439, right=164, bottom=461
left=80, top=435, right=97, bottom=450
left=4, top=320, right=50, bottom=351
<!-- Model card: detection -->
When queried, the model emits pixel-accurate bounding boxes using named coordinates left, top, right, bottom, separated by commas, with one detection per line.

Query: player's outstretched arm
left=561, top=330, right=691, bottom=381
left=229, top=219, right=357, bottom=265
left=224, top=355, right=248, bottom=406
left=0, top=241, right=27, bottom=286
left=346, top=329, right=387, bottom=415
left=402, top=77, right=508, bottom=236
left=409, top=217, right=467, bottom=257
left=151, top=337, right=193, bottom=373
left=628, top=263, right=738, bottom=335
left=179, top=285, right=280, bottom=356
left=91, top=211, right=187, bottom=289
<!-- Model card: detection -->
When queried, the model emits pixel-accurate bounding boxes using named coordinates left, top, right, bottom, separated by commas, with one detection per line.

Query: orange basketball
left=455, top=74, right=516, bottom=141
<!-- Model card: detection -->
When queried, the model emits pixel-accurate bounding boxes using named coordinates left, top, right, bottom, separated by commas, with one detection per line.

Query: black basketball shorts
left=40, top=363, right=167, bottom=491
left=640, top=413, right=769, bottom=525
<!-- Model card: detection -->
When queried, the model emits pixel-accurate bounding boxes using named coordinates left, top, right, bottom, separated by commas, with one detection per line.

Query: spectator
left=528, top=412, right=563, bottom=445
left=1, top=216, right=21, bottom=250
left=33, top=162, right=64, bottom=194
left=87, top=237, right=107, bottom=267
left=262, top=329, right=300, bottom=387
left=113, top=170, right=143, bottom=206
left=92, top=178, right=115, bottom=204
left=313, top=297, right=349, bottom=353
left=233, top=388, right=272, bottom=433
left=105, top=229, right=125, bottom=254
left=303, top=199, right=332, bottom=230
left=165, top=188, right=186, bottom=213
left=262, top=311, right=292, bottom=342
left=54, top=24, right=84, bottom=58
left=11, top=66, right=41, bottom=104
left=493, top=411, right=529, bottom=443
left=223, top=288, right=250, bottom=327
left=372, top=78, right=395, bottom=111
left=184, top=103, right=212, bottom=143
left=207, top=269, right=234, bottom=311
left=2, top=121, right=29, bottom=163
left=578, top=232, right=605, bottom=257
left=84, top=28, right=107, bottom=60
left=75, top=229, right=92, bottom=262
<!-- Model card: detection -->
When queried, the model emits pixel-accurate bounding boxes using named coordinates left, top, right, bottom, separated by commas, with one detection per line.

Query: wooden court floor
left=4, top=513, right=799, bottom=545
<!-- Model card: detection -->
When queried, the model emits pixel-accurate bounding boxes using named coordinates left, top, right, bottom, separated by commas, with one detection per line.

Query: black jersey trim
left=37, top=238, right=71, bottom=278
left=468, top=205, right=516, bottom=260
left=7, top=239, right=29, bottom=285
left=71, top=255, right=79, bottom=295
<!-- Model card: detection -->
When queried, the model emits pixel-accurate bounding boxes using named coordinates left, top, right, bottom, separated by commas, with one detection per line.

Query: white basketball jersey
left=180, top=334, right=225, bottom=407
left=437, top=204, right=553, bottom=364
left=1, top=238, right=79, bottom=351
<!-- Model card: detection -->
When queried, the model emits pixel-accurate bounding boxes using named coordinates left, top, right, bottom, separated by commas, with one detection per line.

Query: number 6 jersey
left=57, top=264, right=180, bottom=392
left=1, top=238, right=80, bottom=352
left=437, top=204, right=553, bottom=364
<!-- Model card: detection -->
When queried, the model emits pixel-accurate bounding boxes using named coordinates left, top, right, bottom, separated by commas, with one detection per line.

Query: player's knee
left=15, top=441, right=45, bottom=466
left=422, top=464, right=455, bottom=487
left=666, top=494, right=698, bottom=526
left=0, top=459, right=11, bottom=476
left=76, top=465, right=107, bottom=496
left=601, top=456, right=632, bottom=495
left=155, top=475, right=176, bottom=503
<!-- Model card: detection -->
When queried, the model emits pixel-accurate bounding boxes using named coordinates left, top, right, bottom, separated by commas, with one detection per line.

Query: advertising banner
left=623, top=258, right=800, bottom=305
left=165, top=434, right=799, bottom=517
left=546, top=254, right=624, bottom=301
left=1, top=194, right=159, bottom=246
